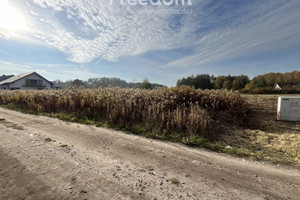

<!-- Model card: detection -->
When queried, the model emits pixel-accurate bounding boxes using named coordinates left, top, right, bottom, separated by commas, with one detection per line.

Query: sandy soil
left=0, top=107, right=299, bottom=200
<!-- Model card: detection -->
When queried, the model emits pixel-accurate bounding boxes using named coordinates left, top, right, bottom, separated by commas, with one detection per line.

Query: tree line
left=244, top=71, right=300, bottom=90
left=58, top=77, right=164, bottom=90
left=177, top=71, right=300, bottom=90
left=177, top=74, right=250, bottom=90
left=56, top=71, right=300, bottom=91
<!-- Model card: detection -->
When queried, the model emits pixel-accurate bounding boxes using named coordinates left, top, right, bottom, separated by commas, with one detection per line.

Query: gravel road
left=0, top=107, right=299, bottom=200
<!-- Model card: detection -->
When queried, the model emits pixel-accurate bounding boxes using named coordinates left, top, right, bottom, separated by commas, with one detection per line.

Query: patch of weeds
left=60, top=144, right=68, bottom=148
left=45, top=138, right=53, bottom=142
left=8, top=124, right=24, bottom=130
left=95, top=121, right=109, bottom=128
left=0, top=119, right=22, bottom=130
left=224, top=146, right=252, bottom=157
left=170, top=177, right=180, bottom=185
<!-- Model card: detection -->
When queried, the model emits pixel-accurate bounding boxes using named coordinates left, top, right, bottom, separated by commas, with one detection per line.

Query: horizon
left=0, top=0, right=300, bottom=86
left=1, top=70, right=300, bottom=86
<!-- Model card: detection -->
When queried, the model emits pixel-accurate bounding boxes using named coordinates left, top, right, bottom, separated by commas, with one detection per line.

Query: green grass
left=60, top=144, right=68, bottom=148
left=0, top=104, right=229, bottom=147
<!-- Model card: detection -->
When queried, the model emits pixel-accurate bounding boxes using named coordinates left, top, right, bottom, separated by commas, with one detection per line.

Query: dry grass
left=1, top=89, right=298, bottom=166
left=220, top=94, right=300, bottom=167
left=0, top=87, right=249, bottom=140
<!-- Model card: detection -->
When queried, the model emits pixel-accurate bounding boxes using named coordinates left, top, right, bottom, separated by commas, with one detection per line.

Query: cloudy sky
left=0, top=0, right=299, bottom=86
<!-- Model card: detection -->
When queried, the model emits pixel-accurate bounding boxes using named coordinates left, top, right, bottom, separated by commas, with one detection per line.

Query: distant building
left=51, top=81, right=63, bottom=90
left=274, top=83, right=297, bottom=90
left=0, top=75, right=14, bottom=82
left=0, top=72, right=60, bottom=90
left=275, top=83, right=281, bottom=90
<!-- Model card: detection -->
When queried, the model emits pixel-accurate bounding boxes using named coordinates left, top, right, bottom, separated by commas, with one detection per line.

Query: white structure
left=0, top=72, right=53, bottom=90
left=275, top=83, right=282, bottom=90
left=277, top=97, right=300, bottom=121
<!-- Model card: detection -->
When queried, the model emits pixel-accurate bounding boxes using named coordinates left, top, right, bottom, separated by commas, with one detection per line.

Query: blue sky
left=0, top=0, right=299, bottom=86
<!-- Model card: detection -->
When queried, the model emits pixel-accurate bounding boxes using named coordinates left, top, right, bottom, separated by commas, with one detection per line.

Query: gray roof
left=0, top=75, right=13, bottom=82
left=0, top=72, right=52, bottom=85
left=51, top=81, right=62, bottom=88
left=0, top=72, right=34, bottom=85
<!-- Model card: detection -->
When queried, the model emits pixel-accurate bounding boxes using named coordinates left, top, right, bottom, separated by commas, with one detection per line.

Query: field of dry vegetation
left=0, top=87, right=248, bottom=138
left=0, top=87, right=299, bottom=167
left=233, top=94, right=300, bottom=166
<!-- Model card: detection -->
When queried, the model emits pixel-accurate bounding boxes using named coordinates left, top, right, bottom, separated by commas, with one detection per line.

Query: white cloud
left=4, top=0, right=300, bottom=68
left=164, top=0, right=300, bottom=68
left=21, top=0, right=198, bottom=63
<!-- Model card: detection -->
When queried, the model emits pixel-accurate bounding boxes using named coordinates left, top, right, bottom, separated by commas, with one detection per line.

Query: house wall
left=1, top=85, right=8, bottom=90
left=8, top=73, right=52, bottom=90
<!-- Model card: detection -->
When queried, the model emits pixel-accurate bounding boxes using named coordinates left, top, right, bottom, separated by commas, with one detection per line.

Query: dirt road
left=0, top=107, right=299, bottom=200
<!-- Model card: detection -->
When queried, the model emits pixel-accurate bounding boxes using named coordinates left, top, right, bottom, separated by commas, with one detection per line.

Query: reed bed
left=0, top=86, right=249, bottom=139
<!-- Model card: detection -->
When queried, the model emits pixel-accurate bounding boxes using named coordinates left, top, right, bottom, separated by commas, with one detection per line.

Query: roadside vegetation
left=0, top=88, right=299, bottom=167
left=0, top=86, right=248, bottom=140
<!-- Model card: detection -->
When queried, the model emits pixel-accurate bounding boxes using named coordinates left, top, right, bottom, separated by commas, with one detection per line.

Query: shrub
left=0, top=87, right=249, bottom=139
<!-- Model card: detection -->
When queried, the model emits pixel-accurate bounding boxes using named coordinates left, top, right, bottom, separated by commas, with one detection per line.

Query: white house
left=0, top=72, right=55, bottom=90
left=275, top=83, right=282, bottom=90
